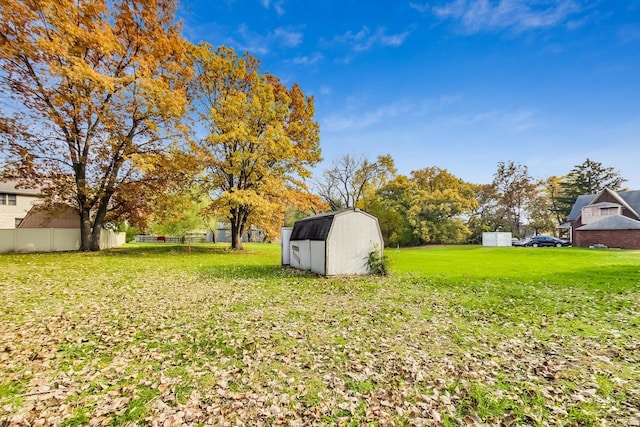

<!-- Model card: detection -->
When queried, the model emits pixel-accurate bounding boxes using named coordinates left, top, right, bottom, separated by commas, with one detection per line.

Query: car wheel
left=556, top=243, right=562, bottom=247
left=533, top=243, right=538, bottom=247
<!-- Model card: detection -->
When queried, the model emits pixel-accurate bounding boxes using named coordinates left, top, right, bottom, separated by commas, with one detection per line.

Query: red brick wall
left=574, top=229, right=640, bottom=249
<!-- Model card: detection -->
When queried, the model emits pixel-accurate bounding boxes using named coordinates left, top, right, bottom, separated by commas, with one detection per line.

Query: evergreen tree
left=555, top=158, right=626, bottom=221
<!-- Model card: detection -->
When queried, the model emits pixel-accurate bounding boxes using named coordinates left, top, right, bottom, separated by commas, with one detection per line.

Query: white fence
left=0, top=229, right=125, bottom=253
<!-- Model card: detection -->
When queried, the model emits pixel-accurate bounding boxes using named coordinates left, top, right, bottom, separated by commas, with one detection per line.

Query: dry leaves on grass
left=1, top=257, right=639, bottom=426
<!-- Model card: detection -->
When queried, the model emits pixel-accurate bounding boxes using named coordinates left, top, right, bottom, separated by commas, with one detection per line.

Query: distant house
left=0, top=181, right=41, bottom=229
left=567, top=188, right=640, bottom=249
left=18, top=204, right=80, bottom=229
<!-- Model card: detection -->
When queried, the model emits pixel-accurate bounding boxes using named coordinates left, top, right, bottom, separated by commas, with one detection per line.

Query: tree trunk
left=79, top=209, right=93, bottom=251
left=230, top=220, right=243, bottom=250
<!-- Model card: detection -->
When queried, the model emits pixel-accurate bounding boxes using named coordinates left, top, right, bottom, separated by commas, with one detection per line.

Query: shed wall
left=310, top=241, right=326, bottom=275
left=289, top=240, right=312, bottom=271
left=482, top=232, right=513, bottom=247
left=326, top=213, right=383, bottom=275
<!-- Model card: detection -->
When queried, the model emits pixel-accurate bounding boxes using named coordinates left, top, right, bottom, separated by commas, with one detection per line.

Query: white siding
left=0, top=229, right=124, bottom=253
left=325, top=212, right=383, bottom=275
left=310, top=241, right=326, bottom=275
left=281, top=227, right=293, bottom=265
left=289, top=240, right=311, bottom=271
left=0, top=194, right=38, bottom=229
left=482, top=232, right=513, bottom=247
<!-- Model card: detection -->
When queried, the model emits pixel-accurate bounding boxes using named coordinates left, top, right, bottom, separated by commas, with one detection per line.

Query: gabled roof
left=569, top=188, right=640, bottom=221
left=577, top=215, right=640, bottom=231
left=290, top=208, right=377, bottom=241
left=18, top=204, right=79, bottom=229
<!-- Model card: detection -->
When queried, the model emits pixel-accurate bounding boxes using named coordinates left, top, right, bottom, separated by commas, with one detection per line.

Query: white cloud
left=231, top=25, right=303, bottom=55
left=427, top=0, right=582, bottom=33
left=323, top=100, right=415, bottom=132
left=409, top=2, right=430, bottom=13
left=289, top=52, right=324, bottom=65
left=273, top=27, right=303, bottom=47
left=329, top=26, right=411, bottom=52
left=260, top=0, right=285, bottom=16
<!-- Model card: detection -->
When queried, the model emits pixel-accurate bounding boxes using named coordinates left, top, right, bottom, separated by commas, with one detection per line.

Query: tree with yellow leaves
left=0, top=0, right=192, bottom=250
left=191, top=44, right=323, bottom=250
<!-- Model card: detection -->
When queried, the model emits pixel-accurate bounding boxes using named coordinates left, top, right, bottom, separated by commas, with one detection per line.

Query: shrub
left=366, top=245, right=389, bottom=276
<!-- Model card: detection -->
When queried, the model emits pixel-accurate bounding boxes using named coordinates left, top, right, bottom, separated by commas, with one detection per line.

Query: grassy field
left=1, top=244, right=639, bottom=426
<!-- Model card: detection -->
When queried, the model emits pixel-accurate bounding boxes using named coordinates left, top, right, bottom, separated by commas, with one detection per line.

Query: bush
left=125, top=226, right=140, bottom=243
left=367, top=246, right=389, bottom=276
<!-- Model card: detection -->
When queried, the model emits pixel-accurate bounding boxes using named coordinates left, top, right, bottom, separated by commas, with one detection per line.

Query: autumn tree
left=466, top=184, right=499, bottom=243
left=407, top=167, right=478, bottom=244
left=491, top=161, right=538, bottom=236
left=366, top=175, right=419, bottom=247
left=526, top=180, right=557, bottom=236
left=554, top=158, right=626, bottom=221
left=191, top=44, right=322, bottom=250
left=316, top=154, right=396, bottom=210
left=0, top=0, right=192, bottom=250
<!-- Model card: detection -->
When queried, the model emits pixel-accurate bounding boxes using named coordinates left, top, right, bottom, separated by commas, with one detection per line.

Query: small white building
left=482, top=231, right=513, bottom=247
left=283, top=209, right=384, bottom=276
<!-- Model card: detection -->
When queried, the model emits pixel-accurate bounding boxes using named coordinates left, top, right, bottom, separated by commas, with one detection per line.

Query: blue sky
left=178, top=1, right=640, bottom=188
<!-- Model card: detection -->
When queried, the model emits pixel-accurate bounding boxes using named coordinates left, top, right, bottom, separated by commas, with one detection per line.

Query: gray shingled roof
left=618, top=190, right=640, bottom=215
left=567, top=194, right=596, bottom=221
left=577, top=215, right=640, bottom=231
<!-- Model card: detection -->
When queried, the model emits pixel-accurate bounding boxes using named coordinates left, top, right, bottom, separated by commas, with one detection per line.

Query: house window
left=0, top=193, right=17, bottom=205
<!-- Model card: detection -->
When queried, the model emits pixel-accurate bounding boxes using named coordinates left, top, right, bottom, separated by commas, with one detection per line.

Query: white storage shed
left=283, top=209, right=384, bottom=276
left=482, top=231, right=513, bottom=247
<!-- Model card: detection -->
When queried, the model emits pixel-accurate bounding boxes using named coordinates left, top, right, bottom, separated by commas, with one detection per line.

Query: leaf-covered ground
left=1, top=244, right=639, bottom=426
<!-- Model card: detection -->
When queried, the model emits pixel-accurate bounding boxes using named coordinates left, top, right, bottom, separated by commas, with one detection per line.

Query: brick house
left=567, top=188, right=640, bottom=249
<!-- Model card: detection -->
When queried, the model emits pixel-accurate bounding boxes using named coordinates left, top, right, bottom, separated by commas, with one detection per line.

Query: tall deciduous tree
left=0, top=0, right=191, bottom=250
left=492, top=161, right=537, bottom=236
left=407, top=167, right=478, bottom=244
left=191, top=44, right=322, bottom=250
left=316, top=154, right=396, bottom=210
left=366, top=175, right=418, bottom=247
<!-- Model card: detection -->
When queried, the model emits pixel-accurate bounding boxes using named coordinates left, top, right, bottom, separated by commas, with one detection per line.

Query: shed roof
left=577, top=215, right=640, bottom=231
left=290, top=211, right=337, bottom=241
left=290, top=209, right=378, bottom=241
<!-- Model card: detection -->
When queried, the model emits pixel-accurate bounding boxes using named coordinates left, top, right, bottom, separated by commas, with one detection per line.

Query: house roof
left=567, top=194, right=596, bottom=221
left=18, top=204, right=79, bottom=229
left=577, top=215, right=640, bottom=231
left=0, top=181, right=41, bottom=196
left=568, top=189, right=640, bottom=221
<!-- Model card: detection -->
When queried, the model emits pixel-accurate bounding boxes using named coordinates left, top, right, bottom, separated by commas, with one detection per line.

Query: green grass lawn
left=1, top=244, right=639, bottom=426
